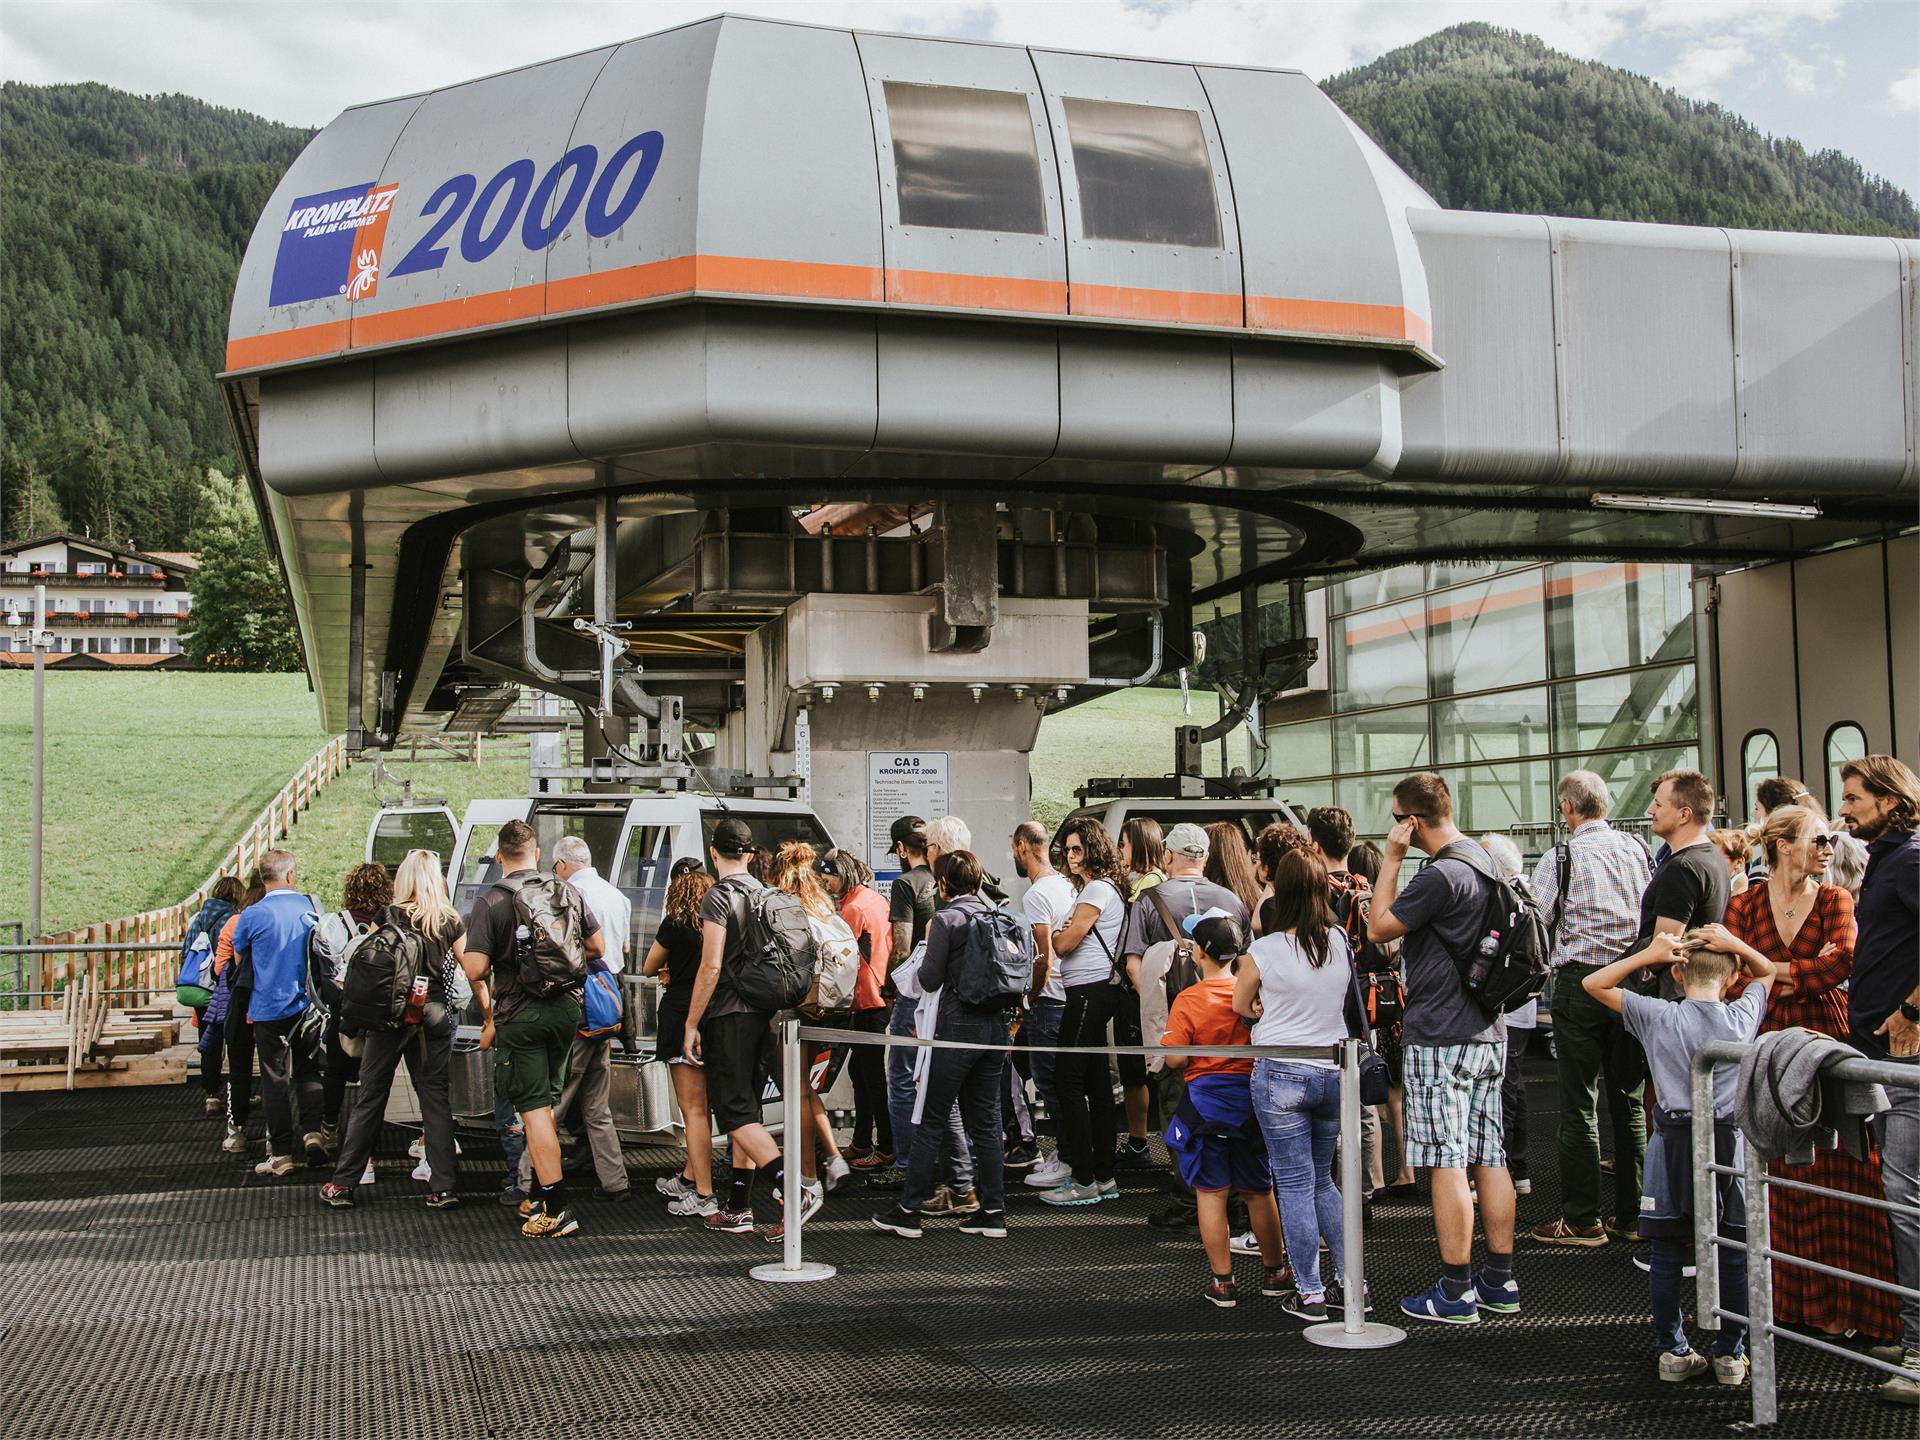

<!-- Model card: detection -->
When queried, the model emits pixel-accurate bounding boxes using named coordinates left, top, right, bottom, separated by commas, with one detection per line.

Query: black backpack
left=951, top=904, right=1034, bottom=1009
left=338, top=909, right=429, bottom=1033
left=1328, top=871, right=1397, bottom=975
left=1438, top=845, right=1552, bottom=1016
left=724, top=878, right=815, bottom=1012
left=498, top=872, right=587, bottom=997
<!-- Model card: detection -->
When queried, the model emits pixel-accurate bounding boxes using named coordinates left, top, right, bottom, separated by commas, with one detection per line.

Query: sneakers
left=1148, top=1199, right=1199, bottom=1230
left=1003, top=1143, right=1037, bottom=1169
left=1528, top=1218, right=1607, bottom=1247
left=959, top=1210, right=1007, bottom=1238
left=822, top=1155, right=852, bottom=1193
left=253, top=1153, right=294, bottom=1178
left=319, top=1181, right=354, bottom=1208
left=668, top=1191, right=718, bottom=1219
left=1325, top=1278, right=1374, bottom=1313
left=1113, top=1138, right=1157, bottom=1170
left=220, top=1126, right=248, bottom=1155
left=1400, top=1280, right=1480, bottom=1325
left=1262, top=1266, right=1294, bottom=1297
left=777, top=1180, right=825, bottom=1227
left=850, top=1149, right=895, bottom=1171
left=863, top=1166, right=905, bottom=1191
left=1471, top=1273, right=1520, bottom=1314
left=1513, top=1176, right=1532, bottom=1195
left=704, top=1206, right=754, bottom=1235
left=425, top=1191, right=459, bottom=1210
left=656, top=1173, right=695, bottom=1199
left=1877, top=1348, right=1920, bottom=1406
left=498, top=1185, right=528, bottom=1208
left=521, top=1206, right=580, bottom=1239
left=1281, top=1291, right=1329, bottom=1323
left=871, top=1206, right=923, bottom=1239
left=302, top=1131, right=330, bottom=1166
left=518, top=1198, right=536, bottom=1220
left=1205, top=1276, right=1239, bottom=1309
left=1712, top=1354, right=1749, bottom=1387
left=1231, top=1231, right=1261, bottom=1254
left=1630, top=1251, right=1696, bottom=1277
left=1095, top=1178, right=1119, bottom=1203
left=1605, top=1216, right=1641, bottom=1242
left=412, top=1157, right=433, bottom=1182
left=1025, top=1156, right=1073, bottom=1189
left=1658, top=1349, right=1709, bottom=1383
left=1039, top=1180, right=1103, bottom=1207
left=593, top=1184, right=632, bottom=1203
left=947, top=1188, right=982, bottom=1218
left=202, top=1095, right=223, bottom=1116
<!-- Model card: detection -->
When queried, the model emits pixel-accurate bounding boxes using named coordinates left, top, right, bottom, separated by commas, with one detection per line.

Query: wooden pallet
left=0, top=987, right=184, bottom=1090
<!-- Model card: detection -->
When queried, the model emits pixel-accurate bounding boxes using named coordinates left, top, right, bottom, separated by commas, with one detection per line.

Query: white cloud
left=1661, top=37, right=1754, bottom=97
left=1891, top=67, right=1920, bottom=112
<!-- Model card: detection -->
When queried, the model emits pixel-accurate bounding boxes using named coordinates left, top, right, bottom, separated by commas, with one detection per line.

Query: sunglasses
left=1809, top=834, right=1837, bottom=850
left=1391, top=812, right=1413, bottom=825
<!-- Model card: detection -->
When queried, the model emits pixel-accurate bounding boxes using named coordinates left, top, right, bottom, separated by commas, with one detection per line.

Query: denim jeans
left=1878, top=1057, right=1920, bottom=1350
left=886, top=995, right=971, bottom=1189
left=1650, top=1229, right=1747, bottom=1357
left=1024, top=997, right=1066, bottom=1166
left=1254, top=1058, right=1345, bottom=1296
left=903, top=1012, right=1010, bottom=1214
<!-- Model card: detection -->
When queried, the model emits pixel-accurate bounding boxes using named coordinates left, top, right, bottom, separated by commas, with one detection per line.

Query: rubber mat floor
left=0, top=1058, right=1905, bottom=1439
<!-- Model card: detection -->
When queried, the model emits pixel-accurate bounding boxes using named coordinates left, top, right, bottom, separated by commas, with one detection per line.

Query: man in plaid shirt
left=1525, top=771, right=1655, bottom=1247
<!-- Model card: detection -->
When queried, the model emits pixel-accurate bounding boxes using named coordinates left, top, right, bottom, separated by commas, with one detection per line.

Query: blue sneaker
left=1399, top=1280, right=1480, bottom=1325
left=1471, top=1273, right=1520, bottom=1314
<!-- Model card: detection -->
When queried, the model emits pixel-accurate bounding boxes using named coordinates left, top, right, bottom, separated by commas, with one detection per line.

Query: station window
left=882, top=81, right=1047, bottom=235
left=1824, top=722, right=1868, bottom=814
left=1741, top=730, right=1780, bottom=821
left=1061, top=97, right=1222, bottom=248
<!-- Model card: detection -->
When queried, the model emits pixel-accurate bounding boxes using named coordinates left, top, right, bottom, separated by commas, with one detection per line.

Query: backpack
left=724, top=878, right=816, bottom=1012
left=1143, top=885, right=1201, bottom=1011
left=1327, top=871, right=1397, bottom=975
left=950, top=903, right=1034, bottom=1010
left=175, top=930, right=216, bottom=1008
left=1438, top=845, right=1552, bottom=1016
left=799, top=910, right=861, bottom=1019
left=498, top=872, right=588, bottom=997
left=578, top=959, right=623, bottom=1038
left=338, top=909, right=429, bottom=1032
left=307, top=908, right=362, bottom=1012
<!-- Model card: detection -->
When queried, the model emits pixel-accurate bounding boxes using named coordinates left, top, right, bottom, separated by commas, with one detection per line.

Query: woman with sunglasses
left=320, top=849, right=467, bottom=1211
left=1720, top=803, right=1901, bottom=1346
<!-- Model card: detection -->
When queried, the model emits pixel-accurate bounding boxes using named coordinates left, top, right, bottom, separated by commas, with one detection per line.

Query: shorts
left=655, top=991, right=691, bottom=1064
left=703, top=1009, right=774, bottom=1133
left=805, top=1036, right=851, bottom=1094
left=494, top=994, right=583, bottom=1114
left=1403, top=1040, right=1507, bottom=1170
left=1165, top=1075, right=1271, bottom=1194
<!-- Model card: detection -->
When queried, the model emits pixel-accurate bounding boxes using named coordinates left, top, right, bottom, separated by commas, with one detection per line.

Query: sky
left=3, top=0, right=1917, bottom=197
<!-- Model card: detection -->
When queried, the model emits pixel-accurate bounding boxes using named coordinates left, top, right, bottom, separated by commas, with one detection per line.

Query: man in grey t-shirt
left=1370, top=772, right=1518, bottom=1326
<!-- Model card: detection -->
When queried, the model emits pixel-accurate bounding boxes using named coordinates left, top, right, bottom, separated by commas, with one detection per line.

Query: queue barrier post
left=750, top=1015, right=836, bottom=1284
left=1304, top=1038, right=1408, bottom=1350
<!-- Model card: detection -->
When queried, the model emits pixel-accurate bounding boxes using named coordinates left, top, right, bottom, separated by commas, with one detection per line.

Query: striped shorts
left=1403, top=1040, right=1507, bottom=1171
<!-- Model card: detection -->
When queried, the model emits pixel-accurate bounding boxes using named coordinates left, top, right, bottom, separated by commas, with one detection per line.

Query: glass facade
left=1272, top=561, right=1698, bottom=843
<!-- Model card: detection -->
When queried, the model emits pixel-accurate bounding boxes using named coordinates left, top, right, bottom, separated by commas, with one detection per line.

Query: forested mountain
left=0, top=83, right=312, bottom=549
left=1326, top=24, right=1917, bottom=234
left=2, top=28, right=1914, bottom=555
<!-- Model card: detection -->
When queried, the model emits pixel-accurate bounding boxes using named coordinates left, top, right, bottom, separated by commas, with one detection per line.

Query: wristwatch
left=1899, top=1002, right=1919, bottom=1023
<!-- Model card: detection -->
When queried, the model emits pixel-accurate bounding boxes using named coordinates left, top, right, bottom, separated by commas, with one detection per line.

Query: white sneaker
left=1712, top=1354, right=1749, bottom=1387
left=779, top=1180, right=825, bottom=1226
left=1876, top=1348, right=1920, bottom=1406
left=668, top=1190, right=718, bottom=1218
left=407, top=1135, right=426, bottom=1160
left=1025, top=1157, right=1072, bottom=1189
left=1513, top=1177, right=1533, bottom=1195
left=1231, top=1231, right=1261, bottom=1254
left=411, top=1157, right=432, bottom=1182
left=1096, top=1178, right=1119, bottom=1202
left=1039, top=1180, right=1102, bottom=1207
left=823, top=1155, right=851, bottom=1193
left=359, top=1158, right=375, bottom=1186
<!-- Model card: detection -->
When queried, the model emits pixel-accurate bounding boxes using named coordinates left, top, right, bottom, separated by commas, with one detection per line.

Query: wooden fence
left=29, top=737, right=353, bottom=1000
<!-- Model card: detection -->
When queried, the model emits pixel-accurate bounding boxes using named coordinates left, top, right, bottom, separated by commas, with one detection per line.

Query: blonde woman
left=320, top=849, right=467, bottom=1212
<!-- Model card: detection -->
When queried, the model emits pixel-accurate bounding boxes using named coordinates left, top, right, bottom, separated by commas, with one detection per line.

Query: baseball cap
left=711, top=818, right=757, bottom=858
left=670, top=856, right=705, bottom=880
left=889, top=815, right=928, bottom=845
left=1164, top=822, right=1210, bottom=860
left=1181, top=906, right=1234, bottom=936
left=1189, top=914, right=1248, bottom=963
left=814, top=852, right=842, bottom=878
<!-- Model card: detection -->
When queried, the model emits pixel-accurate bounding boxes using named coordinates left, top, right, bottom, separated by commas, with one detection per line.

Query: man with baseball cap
left=1123, top=821, right=1251, bottom=1228
left=683, top=817, right=782, bottom=1234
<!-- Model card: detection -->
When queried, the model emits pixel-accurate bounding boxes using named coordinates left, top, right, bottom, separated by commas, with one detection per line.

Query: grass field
left=0, top=672, right=1247, bottom=934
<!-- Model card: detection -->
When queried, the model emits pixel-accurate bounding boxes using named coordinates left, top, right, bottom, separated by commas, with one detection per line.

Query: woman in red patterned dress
left=1726, top=803, right=1901, bottom=1342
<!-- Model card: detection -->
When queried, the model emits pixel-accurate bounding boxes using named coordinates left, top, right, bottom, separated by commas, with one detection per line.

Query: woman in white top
left=1040, top=816, right=1129, bottom=1206
left=1235, top=847, right=1355, bottom=1317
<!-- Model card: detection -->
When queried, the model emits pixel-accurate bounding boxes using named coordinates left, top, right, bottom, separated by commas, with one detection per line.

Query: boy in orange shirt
left=1162, top=915, right=1288, bottom=1307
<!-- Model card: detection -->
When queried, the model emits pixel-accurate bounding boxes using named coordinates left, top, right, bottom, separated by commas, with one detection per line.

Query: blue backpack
left=952, top=904, right=1035, bottom=1009
left=578, top=959, right=622, bottom=1039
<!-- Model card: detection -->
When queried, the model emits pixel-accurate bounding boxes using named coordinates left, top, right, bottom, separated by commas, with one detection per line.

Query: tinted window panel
left=1063, top=97, right=1222, bottom=248
left=884, top=82, right=1046, bottom=235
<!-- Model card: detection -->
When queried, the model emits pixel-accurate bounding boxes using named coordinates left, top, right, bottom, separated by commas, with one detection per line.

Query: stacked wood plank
left=0, top=983, right=184, bottom=1091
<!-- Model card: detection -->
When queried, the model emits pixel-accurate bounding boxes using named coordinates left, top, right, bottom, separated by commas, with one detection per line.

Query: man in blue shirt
left=1838, top=756, right=1920, bottom=1406
left=229, top=849, right=325, bottom=1177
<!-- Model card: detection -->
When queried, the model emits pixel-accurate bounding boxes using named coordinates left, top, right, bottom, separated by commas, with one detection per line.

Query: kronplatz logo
left=268, top=183, right=401, bottom=307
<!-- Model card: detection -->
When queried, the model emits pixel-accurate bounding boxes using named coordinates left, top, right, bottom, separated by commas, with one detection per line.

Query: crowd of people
left=179, top=754, right=1919, bottom=1406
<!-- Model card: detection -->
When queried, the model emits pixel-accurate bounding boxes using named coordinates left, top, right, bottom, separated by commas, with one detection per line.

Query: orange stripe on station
left=1071, top=282, right=1243, bottom=327
left=886, top=268, right=1068, bottom=314
left=1249, top=296, right=1431, bottom=349
left=351, top=282, right=547, bottom=348
left=545, top=255, right=699, bottom=312
left=224, top=320, right=352, bottom=370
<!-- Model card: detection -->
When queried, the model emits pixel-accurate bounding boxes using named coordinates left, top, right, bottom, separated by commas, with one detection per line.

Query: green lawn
left=0, top=672, right=1248, bottom=934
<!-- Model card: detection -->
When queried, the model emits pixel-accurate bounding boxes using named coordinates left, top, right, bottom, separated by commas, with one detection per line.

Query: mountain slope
left=1324, top=23, right=1916, bottom=235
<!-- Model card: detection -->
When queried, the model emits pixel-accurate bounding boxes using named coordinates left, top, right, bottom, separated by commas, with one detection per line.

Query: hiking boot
left=1205, top=1276, right=1239, bottom=1309
left=1658, top=1349, right=1708, bottom=1383
left=302, top=1131, right=330, bottom=1166
left=822, top=1155, right=852, bottom=1193
left=220, top=1126, right=248, bottom=1155
left=1877, top=1348, right=1920, bottom=1406
left=1528, top=1218, right=1607, bottom=1247
left=202, top=1095, right=223, bottom=1116
left=1147, top=1199, right=1199, bottom=1230
left=945, top=1188, right=982, bottom=1218
left=1712, top=1354, right=1748, bottom=1387
left=318, top=1181, right=354, bottom=1208
left=850, top=1149, right=895, bottom=1171
left=424, top=1191, right=460, bottom=1211
left=521, top=1206, right=580, bottom=1239
left=704, top=1206, right=754, bottom=1235
left=1039, top=1180, right=1102, bottom=1207
left=1399, top=1280, right=1480, bottom=1325
left=1113, top=1138, right=1157, bottom=1170
left=254, top=1153, right=294, bottom=1178
left=1025, top=1156, right=1072, bottom=1189
left=1605, top=1215, right=1641, bottom=1243
left=1281, top=1291, right=1329, bottom=1323
left=871, top=1207, right=923, bottom=1239
left=668, top=1190, right=717, bottom=1218
left=959, top=1210, right=1007, bottom=1238
left=921, top=1185, right=960, bottom=1216
left=656, top=1173, right=695, bottom=1199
